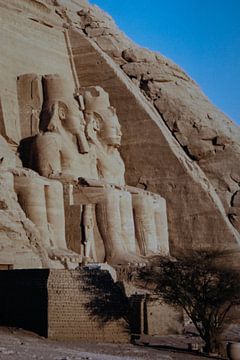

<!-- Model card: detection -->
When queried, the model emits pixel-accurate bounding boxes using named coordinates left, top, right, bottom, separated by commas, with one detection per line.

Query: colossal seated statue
left=3, top=75, right=84, bottom=267
left=0, top=135, right=81, bottom=268
left=14, top=174, right=81, bottom=266
left=22, top=74, right=169, bottom=265
left=80, top=86, right=169, bottom=261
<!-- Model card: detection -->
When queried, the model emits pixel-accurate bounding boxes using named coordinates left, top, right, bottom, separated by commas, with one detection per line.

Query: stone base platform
left=0, top=269, right=130, bottom=343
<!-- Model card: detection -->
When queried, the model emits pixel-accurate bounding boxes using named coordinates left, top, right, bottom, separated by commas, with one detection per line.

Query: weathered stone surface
left=54, top=0, right=89, bottom=9
left=232, top=192, right=240, bottom=208
left=27, top=73, right=169, bottom=265
left=122, top=47, right=157, bottom=63
left=0, top=0, right=240, bottom=269
left=94, top=35, right=124, bottom=58
left=0, top=136, right=45, bottom=268
left=68, top=28, right=240, bottom=258
left=74, top=3, right=240, bottom=236
left=122, top=62, right=190, bottom=83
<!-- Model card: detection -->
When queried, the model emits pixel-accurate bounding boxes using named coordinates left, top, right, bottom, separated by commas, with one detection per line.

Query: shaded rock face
left=76, top=4, right=240, bottom=215
left=0, top=0, right=239, bottom=268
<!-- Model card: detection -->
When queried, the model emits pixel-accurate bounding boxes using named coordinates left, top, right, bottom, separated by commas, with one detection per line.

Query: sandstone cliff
left=0, top=0, right=239, bottom=267
left=73, top=1, right=240, bottom=229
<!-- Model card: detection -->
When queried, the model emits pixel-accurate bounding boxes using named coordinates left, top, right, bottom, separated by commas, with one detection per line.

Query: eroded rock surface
left=76, top=3, right=240, bottom=217
left=73, top=3, right=240, bottom=253
left=0, top=0, right=240, bottom=268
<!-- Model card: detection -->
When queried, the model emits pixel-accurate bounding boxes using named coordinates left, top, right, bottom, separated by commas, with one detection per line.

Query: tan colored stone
left=16, top=74, right=168, bottom=266
left=68, top=28, right=240, bottom=258
left=54, top=0, right=89, bottom=9
left=122, top=47, right=157, bottom=63
left=73, top=3, right=240, bottom=242
left=94, top=35, right=124, bottom=59
left=17, top=74, right=43, bottom=139
left=122, top=62, right=175, bottom=81
left=232, top=192, right=240, bottom=208
left=0, top=136, right=46, bottom=268
left=1, top=0, right=240, bottom=270
left=228, top=207, right=240, bottom=232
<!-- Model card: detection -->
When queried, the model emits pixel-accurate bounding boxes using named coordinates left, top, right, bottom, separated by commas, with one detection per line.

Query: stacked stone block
left=0, top=269, right=130, bottom=342
left=48, top=269, right=130, bottom=342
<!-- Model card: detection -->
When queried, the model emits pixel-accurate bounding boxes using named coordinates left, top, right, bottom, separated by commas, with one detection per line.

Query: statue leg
left=153, top=196, right=169, bottom=255
left=45, top=180, right=66, bottom=249
left=95, top=188, right=143, bottom=265
left=14, top=176, right=51, bottom=248
left=96, top=188, right=124, bottom=262
left=45, top=180, right=81, bottom=262
left=119, top=190, right=136, bottom=253
left=82, top=204, right=96, bottom=260
left=132, top=193, right=158, bottom=255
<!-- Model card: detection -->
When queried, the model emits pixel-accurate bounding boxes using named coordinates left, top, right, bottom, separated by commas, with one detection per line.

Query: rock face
left=76, top=3, right=240, bottom=214
left=0, top=136, right=45, bottom=268
left=0, top=0, right=240, bottom=268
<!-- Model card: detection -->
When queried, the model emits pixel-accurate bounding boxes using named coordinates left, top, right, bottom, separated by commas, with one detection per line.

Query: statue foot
left=107, top=252, right=146, bottom=266
left=48, top=248, right=81, bottom=263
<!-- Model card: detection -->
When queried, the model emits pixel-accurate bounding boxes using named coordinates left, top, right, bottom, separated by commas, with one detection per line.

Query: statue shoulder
left=35, top=131, right=62, bottom=149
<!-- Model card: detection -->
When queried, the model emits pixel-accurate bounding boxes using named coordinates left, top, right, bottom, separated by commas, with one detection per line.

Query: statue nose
left=47, top=120, right=57, bottom=131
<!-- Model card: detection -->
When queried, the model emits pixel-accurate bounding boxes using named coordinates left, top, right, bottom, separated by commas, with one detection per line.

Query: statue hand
left=49, top=173, right=79, bottom=184
left=10, top=167, right=39, bottom=178
left=48, top=171, right=62, bottom=179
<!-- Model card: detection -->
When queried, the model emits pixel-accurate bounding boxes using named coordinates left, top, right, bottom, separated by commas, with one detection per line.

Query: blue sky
left=90, top=0, right=240, bottom=124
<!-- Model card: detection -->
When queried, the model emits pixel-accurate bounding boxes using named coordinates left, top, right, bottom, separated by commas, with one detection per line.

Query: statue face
left=100, top=107, right=122, bottom=147
left=58, top=101, right=84, bottom=134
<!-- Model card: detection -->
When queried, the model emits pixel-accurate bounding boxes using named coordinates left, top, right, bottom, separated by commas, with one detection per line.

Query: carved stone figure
left=14, top=174, right=81, bottom=266
left=82, top=86, right=169, bottom=260
left=4, top=76, right=84, bottom=267
left=0, top=136, right=77, bottom=267
left=18, top=74, right=168, bottom=266
left=34, top=75, right=97, bottom=180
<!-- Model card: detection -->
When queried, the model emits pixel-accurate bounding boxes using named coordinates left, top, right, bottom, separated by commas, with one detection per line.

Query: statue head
left=82, top=86, right=122, bottom=148
left=40, top=74, right=84, bottom=135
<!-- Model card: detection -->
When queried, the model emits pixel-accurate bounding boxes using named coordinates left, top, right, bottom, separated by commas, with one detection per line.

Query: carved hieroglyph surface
left=0, top=0, right=239, bottom=269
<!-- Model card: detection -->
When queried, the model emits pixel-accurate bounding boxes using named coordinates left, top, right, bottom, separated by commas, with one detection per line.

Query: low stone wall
left=145, top=296, right=183, bottom=336
left=48, top=269, right=130, bottom=342
left=0, top=269, right=130, bottom=342
left=0, top=268, right=183, bottom=342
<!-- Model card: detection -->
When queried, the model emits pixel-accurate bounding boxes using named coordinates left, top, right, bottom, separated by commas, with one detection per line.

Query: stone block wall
left=0, top=269, right=130, bottom=342
left=144, top=296, right=183, bottom=336
left=0, top=269, right=183, bottom=342
left=47, top=269, right=130, bottom=342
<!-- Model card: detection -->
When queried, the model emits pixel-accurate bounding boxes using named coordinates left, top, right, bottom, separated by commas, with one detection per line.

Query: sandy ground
left=0, top=327, right=226, bottom=360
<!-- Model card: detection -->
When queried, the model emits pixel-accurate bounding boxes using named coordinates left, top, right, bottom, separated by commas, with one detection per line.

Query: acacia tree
left=137, top=251, right=240, bottom=353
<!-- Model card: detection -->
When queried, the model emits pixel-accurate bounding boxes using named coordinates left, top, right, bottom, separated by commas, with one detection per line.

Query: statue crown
left=42, top=74, right=75, bottom=105
left=82, top=86, right=110, bottom=113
